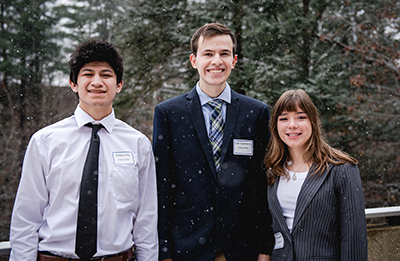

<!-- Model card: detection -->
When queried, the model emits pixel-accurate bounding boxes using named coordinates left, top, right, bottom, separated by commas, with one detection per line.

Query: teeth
left=288, top=134, right=300, bottom=136
left=209, top=69, right=222, bottom=73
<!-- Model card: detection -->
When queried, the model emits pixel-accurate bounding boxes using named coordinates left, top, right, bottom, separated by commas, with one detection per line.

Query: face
left=277, top=106, right=312, bottom=152
left=70, top=61, right=123, bottom=119
left=189, top=35, right=237, bottom=96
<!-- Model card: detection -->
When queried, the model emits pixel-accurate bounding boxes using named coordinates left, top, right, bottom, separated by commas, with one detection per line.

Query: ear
left=231, top=54, right=238, bottom=69
left=69, top=79, right=78, bottom=93
left=189, top=54, right=197, bottom=69
left=116, top=80, right=123, bottom=93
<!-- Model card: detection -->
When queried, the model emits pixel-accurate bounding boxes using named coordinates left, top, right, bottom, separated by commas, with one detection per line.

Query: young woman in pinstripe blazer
left=264, top=89, right=367, bottom=261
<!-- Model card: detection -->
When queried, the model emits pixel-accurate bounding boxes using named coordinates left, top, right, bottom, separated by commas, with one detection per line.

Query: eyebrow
left=201, top=49, right=232, bottom=53
left=279, top=110, right=306, bottom=116
left=80, top=68, right=114, bottom=73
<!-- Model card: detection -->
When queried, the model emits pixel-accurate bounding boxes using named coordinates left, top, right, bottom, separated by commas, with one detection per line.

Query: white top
left=9, top=105, right=158, bottom=261
left=276, top=169, right=309, bottom=233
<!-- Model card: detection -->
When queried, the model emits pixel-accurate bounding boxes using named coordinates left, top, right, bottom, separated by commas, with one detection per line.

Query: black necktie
left=75, top=123, right=103, bottom=261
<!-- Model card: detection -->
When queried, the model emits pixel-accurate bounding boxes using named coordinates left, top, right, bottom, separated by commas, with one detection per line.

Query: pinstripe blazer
left=267, top=162, right=368, bottom=261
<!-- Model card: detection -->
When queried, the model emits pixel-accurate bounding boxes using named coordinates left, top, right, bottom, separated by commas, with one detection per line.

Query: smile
left=288, top=133, right=301, bottom=137
left=209, top=69, right=223, bottom=73
left=88, top=90, right=106, bottom=93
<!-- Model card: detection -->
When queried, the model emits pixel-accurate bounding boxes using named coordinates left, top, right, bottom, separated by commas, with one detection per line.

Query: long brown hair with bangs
left=263, top=89, right=358, bottom=185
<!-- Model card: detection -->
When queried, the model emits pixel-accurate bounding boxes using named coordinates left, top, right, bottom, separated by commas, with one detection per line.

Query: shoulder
left=114, top=119, right=151, bottom=143
left=154, top=91, right=197, bottom=121
left=328, top=162, right=362, bottom=186
left=31, top=116, right=75, bottom=139
left=233, top=91, right=269, bottom=110
left=155, top=92, right=190, bottom=110
left=330, top=162, right=359, bottom=173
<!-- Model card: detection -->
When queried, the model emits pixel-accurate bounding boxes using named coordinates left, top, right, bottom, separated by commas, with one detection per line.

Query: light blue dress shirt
left=196, top=82, right=231, bottom=136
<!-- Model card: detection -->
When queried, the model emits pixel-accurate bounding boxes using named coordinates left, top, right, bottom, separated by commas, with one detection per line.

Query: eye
left=298, top=114, right=308, bottom=120
left=278, top=117, right=287, bottom=121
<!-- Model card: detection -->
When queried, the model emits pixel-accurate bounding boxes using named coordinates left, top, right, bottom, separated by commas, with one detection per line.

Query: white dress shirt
left=10, top=105, right=158, bottom=261
left=276, top=169, right=308, bottom=233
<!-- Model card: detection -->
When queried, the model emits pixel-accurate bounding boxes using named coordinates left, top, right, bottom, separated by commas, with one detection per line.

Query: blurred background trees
left=0, top=0, right=399, bottom=249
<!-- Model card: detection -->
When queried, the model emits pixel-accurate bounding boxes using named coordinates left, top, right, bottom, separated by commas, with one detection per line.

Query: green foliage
left=114, top=0, right=400, bottom=207
left=0, top=0, right=65, bottom=135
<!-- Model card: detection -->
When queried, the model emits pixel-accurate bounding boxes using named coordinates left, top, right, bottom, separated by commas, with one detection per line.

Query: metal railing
left=365, top=206, right=400, bottom=219
left=0, top=241, right=10, bottom=256
left=1, top=206, right=400, bottom=256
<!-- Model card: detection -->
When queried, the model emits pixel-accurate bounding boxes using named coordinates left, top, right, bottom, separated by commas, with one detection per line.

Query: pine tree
left=0, top=0, right=66, bottom=242
left=114, top=0, right=400, bottom=206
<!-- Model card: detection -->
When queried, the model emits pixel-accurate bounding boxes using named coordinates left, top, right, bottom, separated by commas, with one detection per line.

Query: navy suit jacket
left=153, top=87, right=274, bottom=261
left=268, top=163, right=368, bottom=261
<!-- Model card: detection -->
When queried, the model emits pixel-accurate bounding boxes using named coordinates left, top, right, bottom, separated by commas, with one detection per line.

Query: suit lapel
left=268, top=178, right=292, bottom=236
left=292, top=164, right=331, bottom=231
left=220, top=90, right=239, bottom=167
left=186, top=88, right=218, bottom=179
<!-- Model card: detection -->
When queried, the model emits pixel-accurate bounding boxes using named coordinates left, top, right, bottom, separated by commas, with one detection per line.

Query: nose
left=211, top=54, right=222, bottom=65
left=91, top=74, right=103, bottom=87
left=288, top=118, right=297, bottom=128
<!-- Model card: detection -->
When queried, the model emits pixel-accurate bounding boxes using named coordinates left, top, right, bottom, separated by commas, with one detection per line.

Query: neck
left=80, top=105, right=112, bottom=121
left=199, top=82, right=226, bottom=98
left=287, top=148, right=310, bottom=172
left=287, top=148, right=305, bottom=165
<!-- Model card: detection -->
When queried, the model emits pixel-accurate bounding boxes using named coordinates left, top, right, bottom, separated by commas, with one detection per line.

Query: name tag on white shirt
left=233, top=139, right=253, bottom=156
left=112, top=151, right=135, bottom=165
left=274, top=232, right=284, bottom=249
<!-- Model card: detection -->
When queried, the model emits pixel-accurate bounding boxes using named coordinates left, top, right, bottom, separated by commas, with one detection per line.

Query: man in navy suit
left=153, top=23, right=274, bottom=261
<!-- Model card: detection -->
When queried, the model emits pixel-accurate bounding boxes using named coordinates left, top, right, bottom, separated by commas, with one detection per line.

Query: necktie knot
left=208, top=99, right=223, bottom=111
left=85, top=123, right=103, bottom=133
left=85, top=123, right=103, bottom=140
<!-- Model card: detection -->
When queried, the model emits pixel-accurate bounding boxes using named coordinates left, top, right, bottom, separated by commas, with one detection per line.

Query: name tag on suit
left=233, top=139, right=253, bottom=156
left=274, top=232, right=284, bottom=249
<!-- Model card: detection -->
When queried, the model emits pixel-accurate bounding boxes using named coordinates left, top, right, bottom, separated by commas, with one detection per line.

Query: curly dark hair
left=68, top=39, right=123, bottom=84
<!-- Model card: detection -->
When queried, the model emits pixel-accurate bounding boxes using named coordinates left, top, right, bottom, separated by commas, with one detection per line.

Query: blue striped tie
left=208, top=99, right=224, bottom=173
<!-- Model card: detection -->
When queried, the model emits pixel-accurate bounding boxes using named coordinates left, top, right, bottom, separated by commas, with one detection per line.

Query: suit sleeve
left=153, top=104, right=174, bottom=260
left=254, top=104, right=275, bottom=255
left=336, top=163, right=368, bottom=260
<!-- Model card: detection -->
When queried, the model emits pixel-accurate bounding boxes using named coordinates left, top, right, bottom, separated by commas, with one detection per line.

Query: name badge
left=233, top=139, right=253, bottom=156
left=274, top=232, right=284, bottom=249
left=112, top=151, right=135, bottom=165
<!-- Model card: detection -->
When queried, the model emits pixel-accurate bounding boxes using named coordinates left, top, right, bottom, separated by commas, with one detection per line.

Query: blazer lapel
left=268, top=178, right=292, bottom=236
left=219, top=90, right=239, bottom=167
left=292, top=164, right=331, bottom=231
left=186, top=88, right=218, bottom=179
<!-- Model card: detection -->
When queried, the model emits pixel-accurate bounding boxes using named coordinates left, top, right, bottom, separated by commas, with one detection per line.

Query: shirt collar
left=196, top=82, right=231, bottom=106
left=74, top=105, right=116, bottom=133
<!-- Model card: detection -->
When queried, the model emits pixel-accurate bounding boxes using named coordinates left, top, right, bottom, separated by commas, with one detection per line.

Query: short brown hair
left=190, top=23, right=237, bottom=57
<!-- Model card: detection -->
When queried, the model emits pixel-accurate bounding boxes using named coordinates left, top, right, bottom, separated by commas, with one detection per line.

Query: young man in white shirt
left=9, top=39, right=158, bottom=261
